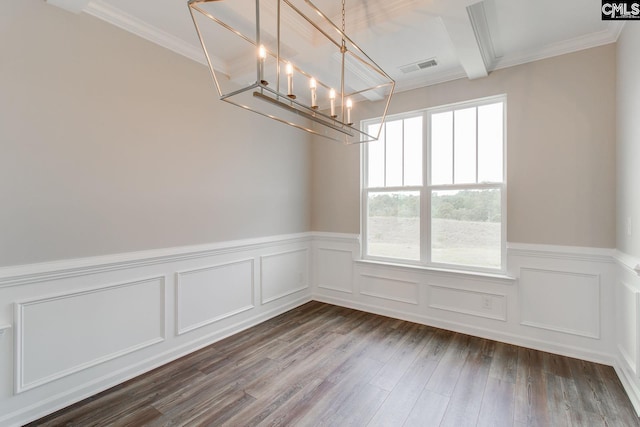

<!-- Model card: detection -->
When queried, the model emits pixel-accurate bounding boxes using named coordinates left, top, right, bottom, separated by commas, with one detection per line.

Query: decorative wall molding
left=0, top=232, right=312, bottom=288
left=616, top=280, right=639, bottom=375
left=260, top=248, right=309, bottom=304
left=310, top=231, right=359, bottom=243
left=0, top=233, right=313, bottom=427
left=356, top=259, right=516, bottom=284
left=428, top=283, right=507, bottom=321
left=614, top=360, right=640, bottom=417
left=519, top=267, right=600, bottom=339
left=615, top=250, right=640, bottom=277
left=14, top=276, right=166, bottom=394
left=313, top=293, right=614, bottom=366
left=359, top=273, right=419, bottom=305
left=313, top=234, right=615, bottom=369
left=508, top=242, right=616, bottom=263
left=175, top=259, right=255, bottom=335
left=0, top=233, right=633, bottom=424
left=2, top=295, right=312, bottom=427
left=316, top=248, right=354, bottom=294
left=614, top=256, right=640, bottom=416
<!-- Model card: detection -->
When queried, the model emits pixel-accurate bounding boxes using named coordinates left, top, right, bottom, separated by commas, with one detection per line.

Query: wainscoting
left=312, top=233, right=616, bottom=365
left=311, top=233, right=639, bottom=414
left=614, top=251, right=640, bottom=415
left=0, top=234, right=312, bottom=427
left=0, top=232, right=639, bottom=425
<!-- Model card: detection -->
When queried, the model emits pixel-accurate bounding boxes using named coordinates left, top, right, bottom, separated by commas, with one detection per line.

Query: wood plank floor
left=29, top=301, right=639, bottom=426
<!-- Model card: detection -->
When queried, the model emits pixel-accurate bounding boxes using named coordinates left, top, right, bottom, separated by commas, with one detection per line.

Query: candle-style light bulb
left=286, top=62, right=295, bottom=99
left=258, top=45, right=267, bottom=85
left=346, top=98, right=353, bottom=124
left=310, top=78, right=317, bottom=109
left=329, top=88, right=336, bottom=118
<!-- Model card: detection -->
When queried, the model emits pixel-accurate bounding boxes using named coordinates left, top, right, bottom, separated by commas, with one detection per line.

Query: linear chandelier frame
left=188, top=0, right=395, bottom=144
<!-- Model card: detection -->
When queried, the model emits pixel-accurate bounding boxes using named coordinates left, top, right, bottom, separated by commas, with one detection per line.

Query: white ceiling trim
left=608, top=21, right=626, bottom=41
left=83, top=1, right=212, bottom=68
left=46, top=0, right=91, bottom=14
left=47, top=0, right=629, bottom=93
left=394, top=67, right=468, bottom=94
left=492, top=23, right=623, bottom=72
left=440, top=14, right=488, bottom=80
left=467, top=1, right=498, bottom=71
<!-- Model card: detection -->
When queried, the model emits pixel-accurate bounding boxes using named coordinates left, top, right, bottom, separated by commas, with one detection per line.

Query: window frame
left=361, top=94, right=507, bottom=274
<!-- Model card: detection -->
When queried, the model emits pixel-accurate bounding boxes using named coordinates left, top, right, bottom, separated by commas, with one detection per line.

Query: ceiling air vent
left=399, top=58, right=438, bottom=74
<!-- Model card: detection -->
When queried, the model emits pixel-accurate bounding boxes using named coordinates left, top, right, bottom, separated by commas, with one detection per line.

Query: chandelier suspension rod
left=276, top=0, right=281, bottom=97
left=340, top=0, right=346, bottom=124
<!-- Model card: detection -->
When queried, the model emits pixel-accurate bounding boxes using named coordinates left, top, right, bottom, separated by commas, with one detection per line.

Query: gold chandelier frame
left=188, top=0, right=395, bottom=143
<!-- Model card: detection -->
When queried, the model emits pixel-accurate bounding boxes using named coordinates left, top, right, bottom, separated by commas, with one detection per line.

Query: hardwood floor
left=29, top=301, right=639, bottom=426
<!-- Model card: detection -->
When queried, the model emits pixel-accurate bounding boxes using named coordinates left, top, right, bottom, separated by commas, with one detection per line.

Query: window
left=362, top=95, right=506, bottom=272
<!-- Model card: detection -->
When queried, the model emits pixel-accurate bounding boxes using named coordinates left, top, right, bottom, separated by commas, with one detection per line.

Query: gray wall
left=312, top=44, right=617, bottom=249
left=617, top=24, right=640, bottom=258
left=0, top=1, right=311, bottom=267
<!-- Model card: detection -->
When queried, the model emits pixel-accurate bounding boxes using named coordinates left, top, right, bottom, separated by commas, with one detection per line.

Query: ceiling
left=48, top=0, right=623, bottom=93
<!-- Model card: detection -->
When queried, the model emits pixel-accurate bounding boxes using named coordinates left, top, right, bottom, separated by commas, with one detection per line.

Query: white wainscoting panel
left=14, top=276, right=165, bottom=393
left=614, top=252, right=640, bottom=416
left=428, top=283, right=506, bottom=321
left=260, top=249, right=309, bottom=304
left=317, top=248, right=353, bottom=294
left=359, top=274, right=419, bottom=305
left=1, top=233, right=313, bottom=427
left=519, top=268, right=600, bottom=339
left=176, top=259, right=254, bottom=335
left=617, top=280, right=639, bottom=374
left=2, top=233, right=630, bottom=425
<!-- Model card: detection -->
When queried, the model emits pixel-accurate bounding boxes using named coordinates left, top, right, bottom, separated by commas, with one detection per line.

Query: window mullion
left=475, top=106, right=479, bottom=183
left=423, top=113, right=430, bottom=265
left=401, top=119, right=405, bottom=187
left=383, top=122, right=387, bottom=187
left=451, top=110, right=455, bottom=185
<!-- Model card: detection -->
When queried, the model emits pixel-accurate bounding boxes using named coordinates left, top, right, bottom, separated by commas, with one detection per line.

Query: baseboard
left=312, top=294, right=614, bottom=366
left=0, top=232, right=313, bottom=427
left=0, top=234, right=633, bottom=425
left=1, top=295, right=312, bottom=427
left=614, top=357, right=640, bottom=416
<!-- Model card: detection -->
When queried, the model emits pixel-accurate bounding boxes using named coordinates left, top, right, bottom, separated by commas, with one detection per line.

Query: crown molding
left=394, top=67, right=468, bottom=94
left=48, top=0, right=627, bottom=93
left=609, top=21, right=626, bottom=41
left=46, top=0, right=90, bottom=14
left=84, top=1, right=212, bottom=67
left=47, top=0, right=210, bottom=66
left=492, top=23, right=621, bottom=72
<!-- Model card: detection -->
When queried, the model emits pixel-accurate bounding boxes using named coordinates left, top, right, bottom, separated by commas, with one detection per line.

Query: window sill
left=355, top=259, right=516, bottom=284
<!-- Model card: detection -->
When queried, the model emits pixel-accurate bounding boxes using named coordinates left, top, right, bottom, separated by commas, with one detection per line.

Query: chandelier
left=188, top=0, right=395, bottom=144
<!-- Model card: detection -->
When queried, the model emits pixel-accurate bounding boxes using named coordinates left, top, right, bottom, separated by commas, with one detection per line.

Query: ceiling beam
left=467, top=1, right=499, bottom=71
left=437, top=0, right=499, bottom=80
